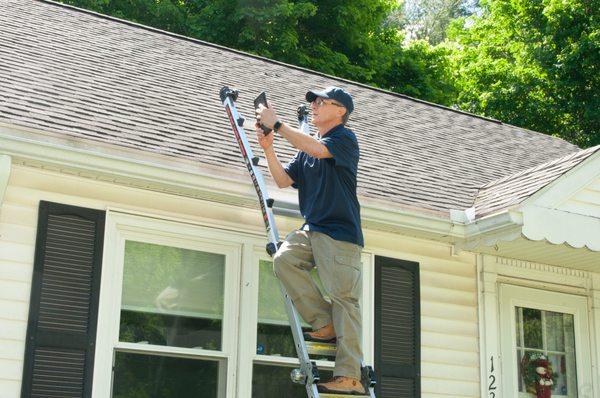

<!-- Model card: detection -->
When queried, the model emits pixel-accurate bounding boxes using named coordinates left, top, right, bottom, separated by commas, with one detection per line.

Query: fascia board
left=361, top=203, right=465, bottom=239
left=0, top=124, right=464, bottom=240
left=2, top=123, right=532, bottom=243
left=0, top=124, right=259, bottom=205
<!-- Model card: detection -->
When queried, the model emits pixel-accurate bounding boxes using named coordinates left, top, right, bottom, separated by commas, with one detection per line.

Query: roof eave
left=0, top=122, right=468, bottom=240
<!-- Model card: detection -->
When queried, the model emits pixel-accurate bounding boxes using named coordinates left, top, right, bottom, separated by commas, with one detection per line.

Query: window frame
left=499, top=284, right=592, bottom=398
left=92, top=211, right=243, bottom=398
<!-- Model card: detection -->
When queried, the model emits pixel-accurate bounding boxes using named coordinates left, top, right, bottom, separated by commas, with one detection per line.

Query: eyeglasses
left=313, top=98, right=345, bottom=108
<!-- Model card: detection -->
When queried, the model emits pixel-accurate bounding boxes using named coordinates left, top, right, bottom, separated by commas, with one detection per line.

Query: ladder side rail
left=221, top=95, right=280, bottom=247
left=281, top=284, right=320, bottom=398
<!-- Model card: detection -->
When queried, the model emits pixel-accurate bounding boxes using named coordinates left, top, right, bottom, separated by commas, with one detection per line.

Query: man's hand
left=255, top=101, right=277, bottom=129
left=255, top=122, right=274, bottom=149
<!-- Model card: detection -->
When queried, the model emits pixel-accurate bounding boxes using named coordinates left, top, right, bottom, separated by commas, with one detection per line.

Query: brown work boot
left=303, top=323, right=336, bottom=343
left=317, top=376, right=366, bottom=395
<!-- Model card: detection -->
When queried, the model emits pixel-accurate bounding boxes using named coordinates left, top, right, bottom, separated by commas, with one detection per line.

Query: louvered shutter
left=374, top=256, right=420, bottom=398
left=21, top=201, right=105, bottom=398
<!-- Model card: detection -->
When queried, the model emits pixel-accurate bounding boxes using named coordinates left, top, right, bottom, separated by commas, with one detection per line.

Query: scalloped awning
left=453, top=146, right=600, bottom=270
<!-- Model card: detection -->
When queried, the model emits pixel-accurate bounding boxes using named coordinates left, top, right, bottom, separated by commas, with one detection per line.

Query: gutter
left=0, top=124, right=523, bottom=243
left=450, top=206, right=524, bottom=251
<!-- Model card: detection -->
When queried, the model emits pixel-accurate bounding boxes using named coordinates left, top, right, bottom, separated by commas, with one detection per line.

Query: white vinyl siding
left=420, top=258, right=479, bottom=397
left=557, top=176, right=600, bottom=218
left=2, top=163, right=479, bottom=398
left=0, top=200, right=37, bottom=396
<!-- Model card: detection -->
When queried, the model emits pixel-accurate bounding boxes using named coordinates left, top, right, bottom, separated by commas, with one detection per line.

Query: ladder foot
left=290, top=368, right=306, bottom=384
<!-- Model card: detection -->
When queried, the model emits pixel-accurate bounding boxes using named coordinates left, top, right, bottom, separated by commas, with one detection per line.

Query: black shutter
left=374, top=256, right=420, bottom=398
left=21, top=201, right=105, bottom=398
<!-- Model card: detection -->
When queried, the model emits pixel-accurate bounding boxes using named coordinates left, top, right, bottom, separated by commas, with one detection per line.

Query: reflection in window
left=252, top=364, right=333, bottom=397
left=113, top=351, right=221, bottom=397
left=516, top=307, right=577, bottom=397
left=256, top=260, right=331, bottom=359
left=120, top=241, right=225, bottom=350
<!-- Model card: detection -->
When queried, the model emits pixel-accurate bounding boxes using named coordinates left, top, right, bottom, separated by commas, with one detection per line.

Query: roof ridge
left=38, top=0, right=506, bottom=124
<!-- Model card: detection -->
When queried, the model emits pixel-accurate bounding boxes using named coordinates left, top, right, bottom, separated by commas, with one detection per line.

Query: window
left=120, top=241, right=225, bottom=351
left=515, top=307, right=577, bottom=397
left=93, top=213, right=241, bottom=398
left=499, top=284, right=592, bottom=398
left=95, top=213, right=375, bottom=398
left=114, top=241, right=227, bottom=397
left=252, top=363, right=333, bottom=397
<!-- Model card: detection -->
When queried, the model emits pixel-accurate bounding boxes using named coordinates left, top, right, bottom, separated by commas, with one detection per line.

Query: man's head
left=306, top=86, right=354, bottom=129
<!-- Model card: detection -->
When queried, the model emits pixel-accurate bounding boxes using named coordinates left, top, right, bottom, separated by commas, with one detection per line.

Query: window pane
left=546, top=311, right=565, bottom=352
left=549, top=354, right=575, bottom=396
left=113, top=351, right=222, bottom=397
left=252, top=363, right=333, bottom=397
left=256, top=260, right=330, bottom=358
left=522, top=308, right=543, bottom=349
left=516, top=308, right=578, bottom=397
left=120, top=241, right=225, bottom=350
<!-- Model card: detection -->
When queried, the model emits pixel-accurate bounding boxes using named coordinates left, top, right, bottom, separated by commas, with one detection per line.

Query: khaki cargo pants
left=273, top=230, right=363, bottom=379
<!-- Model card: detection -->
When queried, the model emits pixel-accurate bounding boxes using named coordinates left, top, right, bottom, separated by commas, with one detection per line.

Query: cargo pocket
left=332, top=254, right=362, bottom=299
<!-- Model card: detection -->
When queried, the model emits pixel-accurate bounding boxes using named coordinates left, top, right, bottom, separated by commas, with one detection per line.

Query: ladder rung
left=306, top=341, right=337, bottom=356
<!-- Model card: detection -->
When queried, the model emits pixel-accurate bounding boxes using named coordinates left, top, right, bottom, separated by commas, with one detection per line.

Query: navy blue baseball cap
left=306, top=86, right=354, bottom=114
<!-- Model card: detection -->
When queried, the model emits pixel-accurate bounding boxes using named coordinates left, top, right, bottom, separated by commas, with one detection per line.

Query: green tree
left=404, top=0, right=477, bottom=45
left=448, top=0, right=599, bottom=148
left=374, top=39, right=458, bottom=104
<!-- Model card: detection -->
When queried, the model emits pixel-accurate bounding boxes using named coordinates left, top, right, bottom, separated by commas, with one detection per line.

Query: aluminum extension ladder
left=219, top=87, right=376, bottom=398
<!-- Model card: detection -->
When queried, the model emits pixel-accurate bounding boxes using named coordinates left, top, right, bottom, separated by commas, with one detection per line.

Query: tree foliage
left=448, top=0, right=599, bottom=147
left=404, top=0, right=476, bottom=44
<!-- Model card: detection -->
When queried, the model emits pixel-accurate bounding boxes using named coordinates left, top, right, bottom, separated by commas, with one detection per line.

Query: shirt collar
left=319, top=123, right=344, bottom=138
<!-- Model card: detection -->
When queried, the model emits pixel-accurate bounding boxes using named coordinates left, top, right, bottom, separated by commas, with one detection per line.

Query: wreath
left=520, top=353, right=555, bottom=397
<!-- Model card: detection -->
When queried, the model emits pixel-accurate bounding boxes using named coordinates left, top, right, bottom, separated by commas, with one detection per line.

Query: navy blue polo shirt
left=284, top=124, right=364, bottom=247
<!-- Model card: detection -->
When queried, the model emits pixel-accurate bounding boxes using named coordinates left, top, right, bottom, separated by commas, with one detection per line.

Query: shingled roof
left=472, top=145, right=600, bottom=218
left=0, top=0, right=581, bottom=217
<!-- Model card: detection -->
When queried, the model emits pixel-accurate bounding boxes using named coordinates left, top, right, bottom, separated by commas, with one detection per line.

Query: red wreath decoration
left=520, top=353, right=555, bottom=398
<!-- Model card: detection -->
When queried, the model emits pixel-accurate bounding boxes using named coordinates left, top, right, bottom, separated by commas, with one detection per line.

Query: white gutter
left=0, top=123, right=524, bottom=242
left=450, top=206, right=524, bottom=251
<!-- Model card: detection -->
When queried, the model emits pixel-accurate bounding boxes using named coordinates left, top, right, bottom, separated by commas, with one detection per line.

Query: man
left=255, top=86, right=365, bottom=395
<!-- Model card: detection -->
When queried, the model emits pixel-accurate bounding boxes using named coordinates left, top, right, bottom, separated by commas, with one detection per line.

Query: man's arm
left=277, top=122, right=333, bottom=159
left=255, top=123, right=294, bottom=188
left=256, top=103, right=332, bottom=159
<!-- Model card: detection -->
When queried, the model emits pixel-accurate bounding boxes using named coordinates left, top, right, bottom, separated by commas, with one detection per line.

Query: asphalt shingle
left=473, top=146, right=600, bottom=218
left=0, top=0, right=582, bottom=216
